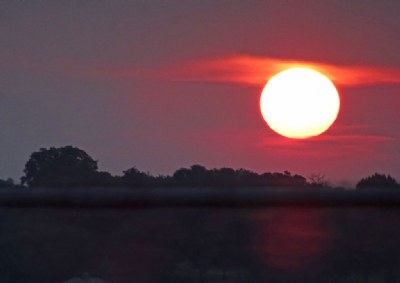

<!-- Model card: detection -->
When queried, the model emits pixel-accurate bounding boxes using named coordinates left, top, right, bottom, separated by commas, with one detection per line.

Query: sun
left=260, top=68, right=340, bottom=139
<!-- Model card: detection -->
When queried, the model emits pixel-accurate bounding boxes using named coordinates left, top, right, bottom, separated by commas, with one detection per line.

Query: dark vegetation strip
left=1, top=188, right=400, bottom=208
left=2, top=146, right=399, bottom=191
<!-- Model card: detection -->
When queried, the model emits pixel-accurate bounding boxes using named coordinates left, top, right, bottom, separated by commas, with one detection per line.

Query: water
left=0, top=189, right=400, bottom=283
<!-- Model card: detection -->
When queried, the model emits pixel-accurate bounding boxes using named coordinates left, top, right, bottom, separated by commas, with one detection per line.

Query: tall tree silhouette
left=21, top=146, right=99, bottom=187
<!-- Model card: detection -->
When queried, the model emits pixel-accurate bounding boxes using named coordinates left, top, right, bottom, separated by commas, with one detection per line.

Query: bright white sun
left=260, top=68, right=340, bottom=139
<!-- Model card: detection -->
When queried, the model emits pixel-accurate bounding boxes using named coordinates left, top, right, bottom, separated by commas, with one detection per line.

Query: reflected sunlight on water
left=253, top=208, right=332, bottom=271
left=1, top=200, right=400, bottom=282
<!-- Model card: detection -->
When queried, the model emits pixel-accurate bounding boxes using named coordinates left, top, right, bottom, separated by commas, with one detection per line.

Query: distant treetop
left=356, top=173, right=399, bottom=190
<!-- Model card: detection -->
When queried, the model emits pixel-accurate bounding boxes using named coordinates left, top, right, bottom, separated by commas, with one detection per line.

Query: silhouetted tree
left=356, top=173, right=399, bottom=190
left=122, top=167, right=153, bottom=187
left=308, top=173, right=330, bottom=188
left=259, top=171, right=307, bottom=187
left=92, top=171, right=117, bottom=187
left=0, top=178, right=15, bottom=188
left=21, top=146, right=100, bottom=187
left=209, top=167, right=238, bottom=186
left=236, top=169, right=259, bottom=185
left=172, top=165, right=210, bottom=186
left=170, top=165, right=309, bottom=188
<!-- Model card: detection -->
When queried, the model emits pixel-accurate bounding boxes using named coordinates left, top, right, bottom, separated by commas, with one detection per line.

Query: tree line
left=0, top=145, right=399, bottom=189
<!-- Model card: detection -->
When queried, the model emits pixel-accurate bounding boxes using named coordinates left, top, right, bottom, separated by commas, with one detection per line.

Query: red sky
left=1, top=1, right=399, bottom=186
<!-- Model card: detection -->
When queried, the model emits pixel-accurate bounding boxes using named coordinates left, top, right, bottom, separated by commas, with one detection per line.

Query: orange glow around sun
left=260, top=68, right=340, bottom=139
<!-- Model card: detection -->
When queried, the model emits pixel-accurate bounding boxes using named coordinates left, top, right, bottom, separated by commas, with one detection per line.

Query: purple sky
left=1, top=1, right=399, bottom=186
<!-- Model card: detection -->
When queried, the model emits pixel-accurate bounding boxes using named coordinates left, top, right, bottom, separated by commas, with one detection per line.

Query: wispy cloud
left=256, top=133, right=396, bottom=160
left=8, top=54, right=400, bottom=88
left=258, top=133, right=395, bottom=147
left=149, top=55, right=400, bottom=87
left=190, top=128, right=395, bottom=153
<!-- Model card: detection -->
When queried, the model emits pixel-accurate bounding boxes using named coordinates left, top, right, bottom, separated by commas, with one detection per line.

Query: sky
left=1, top=0, right=399, bottom=186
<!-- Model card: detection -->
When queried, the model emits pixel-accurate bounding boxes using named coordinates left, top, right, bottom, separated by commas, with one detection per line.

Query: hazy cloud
left=149, top=56, right=400, bottom=87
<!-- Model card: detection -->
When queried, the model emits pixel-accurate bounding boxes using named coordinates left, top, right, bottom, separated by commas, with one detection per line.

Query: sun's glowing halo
left=260, top=68, right=340, bottom=139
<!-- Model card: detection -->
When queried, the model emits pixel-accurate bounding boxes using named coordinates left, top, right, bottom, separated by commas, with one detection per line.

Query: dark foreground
left=1, top=187, right=400, bottom=283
